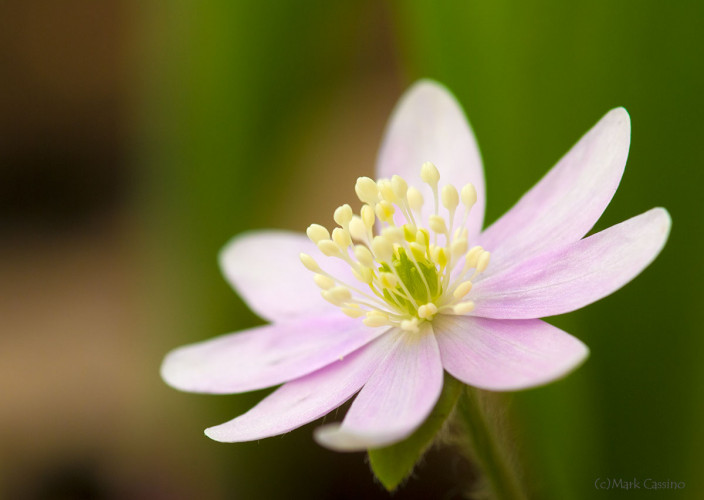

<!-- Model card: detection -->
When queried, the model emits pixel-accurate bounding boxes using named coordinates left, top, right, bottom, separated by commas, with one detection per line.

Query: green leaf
left=368, top=374, right=463, bottom=491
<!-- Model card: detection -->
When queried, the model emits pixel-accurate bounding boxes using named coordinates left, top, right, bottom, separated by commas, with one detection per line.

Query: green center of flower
left=299, top=162, right=490, bottom=332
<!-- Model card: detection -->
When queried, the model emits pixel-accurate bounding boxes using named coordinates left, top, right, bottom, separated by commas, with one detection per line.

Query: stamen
left=355, top=177, right=379, bottom=205
left=307, top=224, right=330, bottom=244
left=302, top=163, right=491, bottom=331
left=334, top=204, right=353, bottom=227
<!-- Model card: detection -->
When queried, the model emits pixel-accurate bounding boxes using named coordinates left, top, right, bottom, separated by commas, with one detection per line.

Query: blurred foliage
left=139, top=0, right=703, bottom=498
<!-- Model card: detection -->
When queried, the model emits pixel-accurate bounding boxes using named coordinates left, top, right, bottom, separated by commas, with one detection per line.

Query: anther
left=453, top=301, right=475, bottom=314
left=318, top=240, right=340, bottom=257
left=363, top=311, right=390, bottom=327
left=441, top=185, right=459, bottom=211
left=461, top=184, right=477, bottom=208
left=353, top=245, right=374, bottom=267
left=420, top=162, right=440, bottom=186
left=391, top=175, right=408, bottom=199
left=322, top=286, right=352, bottom=306
left=355, top=177, right=379, bottom=205
left=341, top=305, right=365, bottom=318
left=332, top=227, right=352, bottom=250
left=375, top=201, right=395, bottom=222
left=307, top=224, right=330, bottom=244
left=476, top=251, right=491, bottom=273
left=348, top=216, right=368, bottom=241
left=300, top=253, right=321, bottom=273
left=361, top=205, right=376, bottom=228
left=314, top=274, right=336, bottom=290
left=334, top=204, right=353, bottom=226
left=407, top=187, right=424, bottom=212
left=453, top=280, right=473, bottom=299
left=377, top=180, right=397, bottom=203
left=429, top=215, right=448, bottom=234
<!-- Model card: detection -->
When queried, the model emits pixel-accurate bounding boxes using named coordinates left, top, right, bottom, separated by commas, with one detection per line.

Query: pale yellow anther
left=441, top=185, right=460, bottom=211
left=332, top=227, right=351, bottom=249
left=465, top=246, right=483, bottom=269
left=363, top=311, right=390, bottom=327
left=407, top=187, right=424, bottom=211
left=361, top=204, right=376, bottom=228
left=401, top=317, right=419, bottom=332
left=453, top=280, right=473, bottom=299
left=453, top=301, right=475, bottom=315
left=375, top=201, right=395, bottom=222
left=379, top=272, right=398, bottom=289
left=429, top=215, right=448, bottom=234
left=322, top=286, right=352, bottom=306
left=451, top=237, right=469, bottom=259
left=352, top=266, right=373, bottom=284
left=353, top=245, right=374, bottom=267
left=318, top=240, right=340, bottom=257
left=355, top=177, right=379, bottom=205
left=348, top=216, right=367, bottom=241
left=420, top=161, right=440, bottom=186
left=314, top=274, right=335, bottom=290
left=334, top=204, right=353, bottom=226
left=391, top=175, right=408, bottom=199
left=307, top=224, right=330, bottom=244
left=418, top=302, right=438, bottom=319
left=461, top=183, right=477, bottom=208
left=377, top=180, right=397, bottom=203
left=371, top=236, right=394, bottom=261
left=476, top=251, right=491, bottom=272
left=341, top=306, right=365, bottom=318
left=300, top=253, right=321, bottom=273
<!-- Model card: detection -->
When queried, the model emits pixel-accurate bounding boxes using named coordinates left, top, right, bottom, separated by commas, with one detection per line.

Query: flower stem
left=456, top=385, right=526, bottom=500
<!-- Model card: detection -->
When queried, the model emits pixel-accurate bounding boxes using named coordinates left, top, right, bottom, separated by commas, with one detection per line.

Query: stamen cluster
left=300, top=162, right=490, bottom=332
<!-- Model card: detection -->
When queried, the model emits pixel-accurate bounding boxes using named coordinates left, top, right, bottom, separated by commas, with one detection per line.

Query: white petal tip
left=313, top=424, right=398, bottom=452
left=204, top=425, right=242, bottom=443
left=204, top=426, right=224, bottom=442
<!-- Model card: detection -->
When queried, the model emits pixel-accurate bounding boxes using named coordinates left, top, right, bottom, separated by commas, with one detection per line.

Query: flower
left=161, top=80, right=670, bottom=452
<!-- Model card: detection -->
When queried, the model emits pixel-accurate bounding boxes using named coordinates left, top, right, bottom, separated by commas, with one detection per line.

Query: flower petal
left=435, top=315, right=588, bottom=391
left=314, top=325, right=443, bottom=451
left=480, top=108, right=631, bottom=274
left=204, top=333, right=395, bottom=442
left=161, top=314, right=388, bottom=394
left=376, top=80, right=485, bottom=238
left=220, top=230, right=355, bottom=322
left=473, top=208, right=671, bottom=319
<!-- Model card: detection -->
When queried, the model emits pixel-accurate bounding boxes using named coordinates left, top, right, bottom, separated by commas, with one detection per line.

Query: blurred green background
left=1, top=1, right=701, bottom=498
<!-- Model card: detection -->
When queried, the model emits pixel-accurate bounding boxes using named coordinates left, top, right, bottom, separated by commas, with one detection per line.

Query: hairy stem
left=456, top=385, right=526, bottom=500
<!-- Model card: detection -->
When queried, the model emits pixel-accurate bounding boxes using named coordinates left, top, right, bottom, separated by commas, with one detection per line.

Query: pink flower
left=161, top=81, right=670, bottom=452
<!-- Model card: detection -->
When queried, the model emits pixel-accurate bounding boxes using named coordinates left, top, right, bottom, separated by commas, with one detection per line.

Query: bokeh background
left=1, top=1, right=702, bottom=498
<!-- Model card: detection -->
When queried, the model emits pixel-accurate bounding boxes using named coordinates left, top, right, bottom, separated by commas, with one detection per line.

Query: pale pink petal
left=204, top=333, right=396, bottom=442
left=220, top=230, right=356, bottom=322
left=161, top=314, right=388, bottom=394
left=314, top=325, right=443, bottom=451
left=435, top=315, right=588, bottom=391
left=480, top=108, right=631, bottom=275
left=473, top=208, right=671, bottom=319
left=376, top=80, right=485, bottom=238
